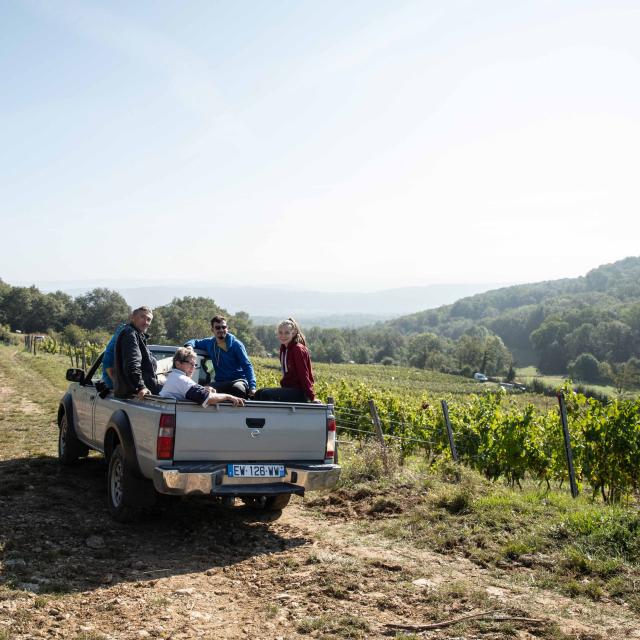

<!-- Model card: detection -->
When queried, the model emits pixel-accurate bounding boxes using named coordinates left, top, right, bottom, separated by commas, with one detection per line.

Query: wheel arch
left=103, top=410, right=145, bottom=479
left=58, top=393, right=78, bottom=434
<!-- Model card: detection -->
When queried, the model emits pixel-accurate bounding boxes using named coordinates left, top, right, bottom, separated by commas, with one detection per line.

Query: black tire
left=107, top=445, right=138, bottom=522
left=58, top=413, right=88, bottom=465
left=242, top=493, right=291, bottom=512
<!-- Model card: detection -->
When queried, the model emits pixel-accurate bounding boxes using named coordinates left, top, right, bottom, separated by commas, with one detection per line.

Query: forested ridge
left=386, top=256, right=640, bottom=384
left=2, top=256, right=640, bottom=386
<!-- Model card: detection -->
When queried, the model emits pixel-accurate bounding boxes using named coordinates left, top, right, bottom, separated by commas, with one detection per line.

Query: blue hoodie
left=185, top=332, right=256, bottom=390
left=102, top=322, right=126, bottom=389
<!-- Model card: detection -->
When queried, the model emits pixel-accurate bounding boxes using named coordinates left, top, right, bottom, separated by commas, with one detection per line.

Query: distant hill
left=36, top=282, right=507, bottom=322
left=388, top=256, right=640, bottom=372
left=252, top=313, right=395, bottom=329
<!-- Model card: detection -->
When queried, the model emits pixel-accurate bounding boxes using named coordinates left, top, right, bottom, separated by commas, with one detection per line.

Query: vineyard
left=253, top=358, right=640, bottom=503
left=15, top=343, right=640, bottom=503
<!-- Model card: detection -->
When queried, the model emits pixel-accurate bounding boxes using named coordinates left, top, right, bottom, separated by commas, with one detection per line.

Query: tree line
left=0, top=279, right=513, bottom=378
left=8, top=256, right=638, bottom=386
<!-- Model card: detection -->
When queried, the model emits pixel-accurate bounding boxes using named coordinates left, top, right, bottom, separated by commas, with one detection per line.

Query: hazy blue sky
left=2, top=1, right=639, bottom=291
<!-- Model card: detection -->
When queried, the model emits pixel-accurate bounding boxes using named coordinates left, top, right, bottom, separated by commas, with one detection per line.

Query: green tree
left=76, top=288, right=130, bottom=331
left=156, top=296, right=225, bottom=343
left=63, top=324, right=87, bottom=347
left=613, top=357, right=640, bottom=394
left=2, top=286, right=41, bottom=332
left=593, top=320, right=634, bottom=363
left=530, top=319, right=570, bottom=374
left=455, top=334, right=484, bottom=371
left=483, top=335, right=510, bottom=376
left=407, top=332, right=452, bottom=370
left=229, top=311, right=266, bottom=356
left=565, top=323, right=597, bottom=361
left=568, top=353, right=601, bottom=383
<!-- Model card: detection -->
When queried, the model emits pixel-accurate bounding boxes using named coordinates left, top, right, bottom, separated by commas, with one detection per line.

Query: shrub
left=338, top=440, right=401, bottom=486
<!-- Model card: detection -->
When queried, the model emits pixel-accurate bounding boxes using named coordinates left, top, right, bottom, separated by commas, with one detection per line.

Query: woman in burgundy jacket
left=255, top=318, right=320, bottom=403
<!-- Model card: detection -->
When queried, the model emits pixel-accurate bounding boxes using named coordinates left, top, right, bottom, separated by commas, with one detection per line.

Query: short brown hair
left=173, top=346, right=197, bottom=367
left=211, top=315, right=227, bottom=327
left=133, top=305, right=153, bottom=316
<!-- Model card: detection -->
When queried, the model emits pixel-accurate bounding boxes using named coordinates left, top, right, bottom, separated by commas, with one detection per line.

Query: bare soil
left=1, top=348, right=639, bottom=639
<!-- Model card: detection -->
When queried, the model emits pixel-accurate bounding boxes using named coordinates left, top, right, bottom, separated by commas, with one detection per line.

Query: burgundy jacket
left=280, top=342, right=315, bottom=401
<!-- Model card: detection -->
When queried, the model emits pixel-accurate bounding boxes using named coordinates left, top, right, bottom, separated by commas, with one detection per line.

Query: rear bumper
left=153, top=462, right=341, bottom=497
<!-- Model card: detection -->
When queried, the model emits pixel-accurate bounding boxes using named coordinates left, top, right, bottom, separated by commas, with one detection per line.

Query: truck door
left=71, top=383, right=96, bottom=445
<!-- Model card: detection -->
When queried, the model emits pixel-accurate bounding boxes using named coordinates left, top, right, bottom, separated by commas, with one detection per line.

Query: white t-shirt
left=159, top=369, right=210, bottom=407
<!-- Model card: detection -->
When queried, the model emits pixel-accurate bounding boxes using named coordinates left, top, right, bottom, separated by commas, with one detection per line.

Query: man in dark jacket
left=113, top=306, right=160, bottom=399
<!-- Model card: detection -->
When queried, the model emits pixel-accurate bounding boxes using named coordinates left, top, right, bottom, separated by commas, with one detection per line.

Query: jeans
left=254, top=387, right=308, bottom=402
left=215, top=379, right=250, bottom=399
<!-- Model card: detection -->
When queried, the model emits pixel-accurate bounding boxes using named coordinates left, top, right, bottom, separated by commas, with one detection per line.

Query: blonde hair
left=278, top=317, right=306, bottom=346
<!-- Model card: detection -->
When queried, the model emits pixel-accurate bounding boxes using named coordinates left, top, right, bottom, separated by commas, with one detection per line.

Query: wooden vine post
left=440, top=400, right=459, bottom=462
left=557, top=391, right=579, bottom=498
left=368, top=399, right=390, bottom=474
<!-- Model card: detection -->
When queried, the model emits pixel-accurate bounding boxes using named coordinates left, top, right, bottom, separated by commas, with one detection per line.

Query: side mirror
left=66, top=368, right=85, bottom=384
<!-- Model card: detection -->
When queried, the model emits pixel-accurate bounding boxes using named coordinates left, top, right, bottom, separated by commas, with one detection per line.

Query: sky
left=2, top=0, right=640, bottom=292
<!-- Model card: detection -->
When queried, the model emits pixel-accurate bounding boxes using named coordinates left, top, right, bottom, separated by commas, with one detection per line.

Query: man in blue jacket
left=185, top=315, right=256, bottom=399
left=102, top=320, right=127, bottom=389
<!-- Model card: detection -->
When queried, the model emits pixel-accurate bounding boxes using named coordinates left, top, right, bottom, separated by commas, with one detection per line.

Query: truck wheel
left=107, top=445, right=137, bottom=522
left=58, top=413, right=87, bottom=465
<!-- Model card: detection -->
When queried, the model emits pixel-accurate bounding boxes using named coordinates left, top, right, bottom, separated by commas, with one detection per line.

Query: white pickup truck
left=57, top=345, right=340, bottom=522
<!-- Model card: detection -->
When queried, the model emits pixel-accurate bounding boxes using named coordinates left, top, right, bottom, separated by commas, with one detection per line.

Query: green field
left=516, top=365, right=622, bottom=399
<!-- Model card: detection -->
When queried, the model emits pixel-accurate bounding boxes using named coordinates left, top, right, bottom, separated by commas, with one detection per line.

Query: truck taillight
left=157, top=413, right=175, bottom=460
left=325, top=417, right=336, bottom=462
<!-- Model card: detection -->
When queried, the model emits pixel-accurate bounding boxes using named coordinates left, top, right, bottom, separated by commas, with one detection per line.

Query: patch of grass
left=502, top=539, right=538, bottom=560
left=434, top=484, right=473, bottom=514
left=323, top=456, right=640, bottom=608
left=296, top=613, right=369, bottom=638
left=562, top=578, right=604, bottom=600
left=433, top=579, right=492, bottom=608
left=323, top=583, right=350, bottom=599
left=556, top=507, right=640, bottom=560
left=296, top=615, right=326, bottom=633
left=148, top=595, right=170, bottom=608
left=265, top=602, right=279, bottom=618
left=338, top=440, right=401, bottom=486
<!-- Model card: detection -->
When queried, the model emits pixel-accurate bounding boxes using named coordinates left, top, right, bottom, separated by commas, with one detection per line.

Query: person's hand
left=228, top=395, right=245, bottom=406
left=312, top=398, right=322, bottom=404
left=248, top=388, right=256, bottom=398
left=136, top=387, right=151, bottom=400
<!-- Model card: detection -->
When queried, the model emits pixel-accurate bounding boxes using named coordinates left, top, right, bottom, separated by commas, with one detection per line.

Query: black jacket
left=113, top=323, right=160, bottom=398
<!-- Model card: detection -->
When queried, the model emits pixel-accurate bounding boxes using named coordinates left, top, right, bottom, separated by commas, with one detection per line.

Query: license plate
left=227, top=464, right=286, bottom=478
